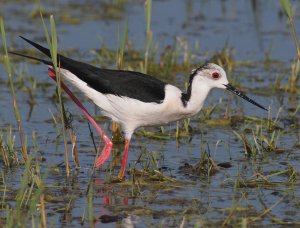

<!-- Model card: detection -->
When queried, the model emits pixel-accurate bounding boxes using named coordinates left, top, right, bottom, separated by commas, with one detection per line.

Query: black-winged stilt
left=11, top=36, right=267, bottom=179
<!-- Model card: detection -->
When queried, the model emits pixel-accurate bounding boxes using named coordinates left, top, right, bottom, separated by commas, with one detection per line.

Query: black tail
left=10, top=36, right=88, bottom=71
left=9, top=51, right=52, bottom=65
left=9, top=36, right=55, bottom=65
left=10, top=36, right=104, bottom=86
left=20, top=36, right=52, bottom=58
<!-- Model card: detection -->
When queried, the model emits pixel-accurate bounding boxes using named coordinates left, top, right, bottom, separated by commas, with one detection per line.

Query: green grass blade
left=40, top=13, right=70, bottom=176
left=280, top=0, right=293, bottom=18
left=144, top=0, right=152, bottom=73
left=0, top=17, right=28, bottom=162
left=40, top=12, right=52, bottom=54
left=117, top=21, right=128, bottom=69
left=50, top=15, right=58, bottom=68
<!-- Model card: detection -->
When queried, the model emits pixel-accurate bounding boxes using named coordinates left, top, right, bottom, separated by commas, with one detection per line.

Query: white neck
left=183, top=79, right=211, bottom=115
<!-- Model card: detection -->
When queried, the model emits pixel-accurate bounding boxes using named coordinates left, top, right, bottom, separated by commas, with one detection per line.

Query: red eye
left=212, top=72, right=220, bottom=79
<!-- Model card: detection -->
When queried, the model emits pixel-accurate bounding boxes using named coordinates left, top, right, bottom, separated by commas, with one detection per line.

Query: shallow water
left=1, top=0, right=300, bottom=227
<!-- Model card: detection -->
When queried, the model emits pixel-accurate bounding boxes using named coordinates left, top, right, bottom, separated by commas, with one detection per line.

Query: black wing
left=12, top=36, right=167, bottom=103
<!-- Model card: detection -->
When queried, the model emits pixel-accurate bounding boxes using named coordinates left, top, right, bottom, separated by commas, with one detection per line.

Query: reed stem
left=0, top=17, right=28, bottom=162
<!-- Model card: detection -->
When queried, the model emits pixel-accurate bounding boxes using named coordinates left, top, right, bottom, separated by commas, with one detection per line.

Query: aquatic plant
left=0, top=18, right=28, bottom=163
left=280, top=0, right=300, bottom=93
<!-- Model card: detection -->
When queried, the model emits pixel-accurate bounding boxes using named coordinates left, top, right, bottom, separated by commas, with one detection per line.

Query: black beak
left=224, top=84, right=268, bottom=111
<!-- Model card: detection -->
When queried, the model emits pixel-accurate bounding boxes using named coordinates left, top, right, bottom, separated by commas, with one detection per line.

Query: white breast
left=108, top=85, right=187, bottom=130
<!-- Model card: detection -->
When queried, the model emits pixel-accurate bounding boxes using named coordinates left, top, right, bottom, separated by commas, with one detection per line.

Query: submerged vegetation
left=0, top=0, right=300, bottom=226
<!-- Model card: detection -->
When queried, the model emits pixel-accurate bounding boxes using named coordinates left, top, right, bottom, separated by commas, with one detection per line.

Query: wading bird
left=11, top=37, right=267, bottom=179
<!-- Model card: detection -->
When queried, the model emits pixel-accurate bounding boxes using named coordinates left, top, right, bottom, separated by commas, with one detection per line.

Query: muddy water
left=1, top=0, right=300, bottom=226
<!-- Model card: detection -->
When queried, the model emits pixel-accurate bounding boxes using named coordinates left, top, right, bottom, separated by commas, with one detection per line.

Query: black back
left=16, top=37, right=167, bottom=103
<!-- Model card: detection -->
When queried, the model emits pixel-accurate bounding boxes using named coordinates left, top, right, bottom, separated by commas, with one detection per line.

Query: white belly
left=105, top=85, right=191, bottom=130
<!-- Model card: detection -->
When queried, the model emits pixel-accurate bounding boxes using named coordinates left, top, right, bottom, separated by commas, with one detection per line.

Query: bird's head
left=191, top=63, right=268, bottom=111
left=191, top=63, right=229, bottom=89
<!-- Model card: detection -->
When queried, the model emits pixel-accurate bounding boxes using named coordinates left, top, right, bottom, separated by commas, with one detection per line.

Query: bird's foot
left=117, top=172, right=126, bottom=181
left=117, top=139, right=130, bottom=180
left=95, top=139, right=113, bottom=168
left=109, top=176, right=125, bottom=183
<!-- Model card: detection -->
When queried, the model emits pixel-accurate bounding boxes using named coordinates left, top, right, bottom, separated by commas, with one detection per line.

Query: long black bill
left=224, top=84, right=268, bottom=111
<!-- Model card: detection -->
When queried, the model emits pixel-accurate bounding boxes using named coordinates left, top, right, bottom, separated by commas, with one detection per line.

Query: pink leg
left=118, top=139, right=130, bottom=179
left=48, top=68, right=112, bottom=168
